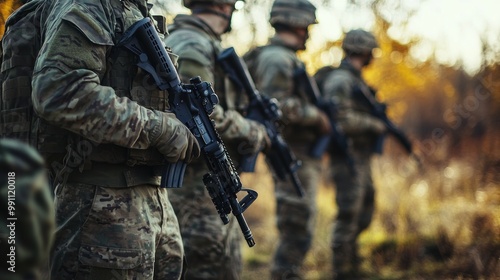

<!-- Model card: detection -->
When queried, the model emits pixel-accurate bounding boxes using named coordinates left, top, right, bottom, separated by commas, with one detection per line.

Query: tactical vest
left=1, top=0, right=169, bottom=186
left=242, top=45, right=266, bottom=83
left=246, top=42, right=320, bottom=148
left=317, top=61, right=382, bottom=151
left=90, top=0, right=168, bottom=166
left=1, top=0, right=44, bottom=146
left=166, top=17, right=250, bottom=163
left=313, top=66, right=337, bottom=94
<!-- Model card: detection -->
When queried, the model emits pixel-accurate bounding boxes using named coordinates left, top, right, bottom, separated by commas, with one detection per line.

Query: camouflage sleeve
left=323, top=71, right=385, bottom=135
left=31, top=5, right=165, bottom=149
left=211, top=105, right=264, bottom=149
left=255, top=50, right=322, bottom=126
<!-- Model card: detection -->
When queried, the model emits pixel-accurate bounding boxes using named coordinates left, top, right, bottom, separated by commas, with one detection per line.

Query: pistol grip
left=239, top=153, right=259, bottom=173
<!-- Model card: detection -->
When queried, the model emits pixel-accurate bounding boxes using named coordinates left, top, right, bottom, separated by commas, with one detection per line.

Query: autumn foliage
left=0, top=0, right=21, bottom=37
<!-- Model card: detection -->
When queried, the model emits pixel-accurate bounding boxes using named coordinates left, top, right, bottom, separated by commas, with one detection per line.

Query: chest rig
left=212, top=45, right=249, bottom=114
left=86, top=0, right=169, bottom=166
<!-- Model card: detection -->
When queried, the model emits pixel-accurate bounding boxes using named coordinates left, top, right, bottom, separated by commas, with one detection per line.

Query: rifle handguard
left=119, top=18, right=257, bottom=247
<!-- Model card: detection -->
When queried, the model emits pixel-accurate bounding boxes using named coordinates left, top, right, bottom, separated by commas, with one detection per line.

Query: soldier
left=319, top=29, right=384, bottom=279
left=244, top=0, right=331, bottom=278
left=164, top=0, right=269, bottom=279
left=28, top=0, right=200, bottom=279
left=0, top=139, right=54, bottom=280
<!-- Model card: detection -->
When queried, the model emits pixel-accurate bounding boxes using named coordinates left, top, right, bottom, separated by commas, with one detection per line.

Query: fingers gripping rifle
left=293, top=68, right=356, bottom=174
left=217, top=47, right=304, bottom=197
left=119, top=18, right=257, bottom=246
left=353, top=85, right=413, bottom=155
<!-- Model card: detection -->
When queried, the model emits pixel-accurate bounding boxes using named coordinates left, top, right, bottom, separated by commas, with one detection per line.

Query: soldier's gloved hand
left=281, top=99, right=301, bottom=123
left=317, top=111, right=332, bottom=135
left=248, top=120, right=271, bottom=154
left=371, top=118, right=387, bottom=135
left=151, top=111, right=201, bottom=163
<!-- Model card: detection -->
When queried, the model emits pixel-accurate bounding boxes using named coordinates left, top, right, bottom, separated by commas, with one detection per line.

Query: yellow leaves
left=0, top=0, right=21, bottom=38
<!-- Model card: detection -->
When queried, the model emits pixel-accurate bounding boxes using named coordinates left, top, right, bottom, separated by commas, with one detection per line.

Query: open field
left=239, top=148, right=500, bottom=279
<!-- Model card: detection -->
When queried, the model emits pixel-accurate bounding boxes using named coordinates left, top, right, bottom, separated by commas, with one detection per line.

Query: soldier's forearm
left=32, top=67, right=160, bottom=149
left=340, top=111, right=385, bottom=135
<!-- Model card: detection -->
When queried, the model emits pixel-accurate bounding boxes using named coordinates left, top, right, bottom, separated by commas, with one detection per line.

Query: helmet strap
left=192, top=7, right=233, bottom=33
left=362, top=54, right=373, bottom=67
left=275, top=24, right=308, bottom=51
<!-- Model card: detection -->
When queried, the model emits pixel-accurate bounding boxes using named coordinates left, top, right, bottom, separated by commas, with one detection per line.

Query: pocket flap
left=79, top=245, right=144, bottom=269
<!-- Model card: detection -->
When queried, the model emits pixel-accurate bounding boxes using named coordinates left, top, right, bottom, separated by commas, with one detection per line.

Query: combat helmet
left=269, top=0, right=317, bottom=28
left=342, top=29, right=379, bottom=55
left=183, top=0, right=238, bottom=9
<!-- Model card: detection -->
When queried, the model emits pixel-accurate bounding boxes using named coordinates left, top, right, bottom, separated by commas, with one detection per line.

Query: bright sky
left=307, top=0, right=500, bottom=74
left=155, top=0, right=500, bottom=74
left=383, top=0, right=500, bottom=73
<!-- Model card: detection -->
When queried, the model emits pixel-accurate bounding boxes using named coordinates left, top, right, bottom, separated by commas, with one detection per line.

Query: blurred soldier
left=244, top=0, right=331, bottom=278
left=319, top=29, right=383, bottom=279
left=0, top=139, right=54, bottom=280
left=164, top=0, right=269, bottom=279
left=22, top=0, right=200, bottom=279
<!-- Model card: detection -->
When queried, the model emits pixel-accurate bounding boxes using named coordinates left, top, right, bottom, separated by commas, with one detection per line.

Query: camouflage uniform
left=164, top=8, right=268, bottom=280
left=28, top=0, right=200, bottom=279
left=0, top=139, right=54, bottom=280
left=320, top=30, right=384, bottom=278
left=245, top=1, right=327, bottom=278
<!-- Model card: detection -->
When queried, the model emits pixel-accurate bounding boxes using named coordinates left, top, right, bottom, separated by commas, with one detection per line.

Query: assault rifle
left=293, top=67, right=355, bottom=174
left=217, top=47, right=304, bottom=197
left=353, top=85, right=412, bottom=155
left=119, top=18, right=257, bottom=246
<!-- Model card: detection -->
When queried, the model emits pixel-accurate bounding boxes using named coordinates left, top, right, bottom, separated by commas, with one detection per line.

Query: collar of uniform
left=269, top=35, right=299, bottom=52
left=339, top=59, right=362, bottom=78
left=129, top=0, right=149, bottom=17
left=169, top=14, right=221, bottom=41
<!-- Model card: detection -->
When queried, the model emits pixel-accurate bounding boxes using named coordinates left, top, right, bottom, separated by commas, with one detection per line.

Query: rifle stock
left=119, top=18, right=257, bottom=247
left=217, top=47, right=305, bottom=197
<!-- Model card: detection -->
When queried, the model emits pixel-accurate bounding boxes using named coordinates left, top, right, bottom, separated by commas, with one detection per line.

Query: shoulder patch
left=62, top=4, right=114, bottom=46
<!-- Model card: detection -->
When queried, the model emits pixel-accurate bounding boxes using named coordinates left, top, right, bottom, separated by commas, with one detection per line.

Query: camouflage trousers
left=51, top=182, right=184, bottom=280
left=271, top=151, right=322, bottom=280
left=330, top=151, right=375, bottom=276
left=167, top=162, right=242, bottom=280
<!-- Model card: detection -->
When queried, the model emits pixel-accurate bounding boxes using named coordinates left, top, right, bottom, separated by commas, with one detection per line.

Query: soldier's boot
left=271, top=267, right=302, bottom=280
left=333, top=244, right=355, bottom=280
left=351, top=241, right=362, bottom=271
left=352, top=240, right=373, bottom=279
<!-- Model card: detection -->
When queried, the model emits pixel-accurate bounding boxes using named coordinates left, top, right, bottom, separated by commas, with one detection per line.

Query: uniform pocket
left=78, top=245, right=145, bottom=269
left=77, top=245, right=153, bottom=279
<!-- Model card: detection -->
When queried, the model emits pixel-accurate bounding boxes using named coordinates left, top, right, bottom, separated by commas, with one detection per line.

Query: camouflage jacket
left=322, top=59, right=385, bottom=150
left=31, top=0, right=178, bottom=185
left=249, top=36, right=325, bottom=148
left=165, top=14, right=265, bottom=165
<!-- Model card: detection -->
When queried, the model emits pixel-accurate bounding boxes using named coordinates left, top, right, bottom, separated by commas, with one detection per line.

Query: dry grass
left=239, top=150, right=500, bottom=280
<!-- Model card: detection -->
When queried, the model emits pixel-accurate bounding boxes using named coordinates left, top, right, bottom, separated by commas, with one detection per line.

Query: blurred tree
left=0, top=0, right=22, bottom=37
